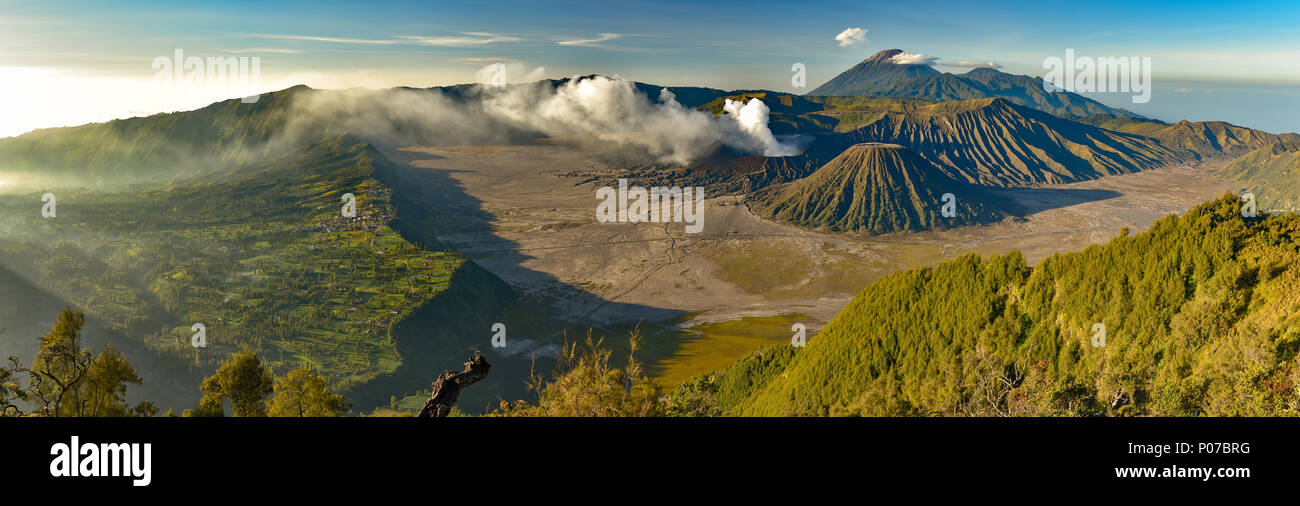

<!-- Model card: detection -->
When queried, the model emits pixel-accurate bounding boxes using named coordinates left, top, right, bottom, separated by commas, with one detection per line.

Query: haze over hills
left=1091, top=117, right=1300, bottom=160
left=0, top=78, right=751, bottom=191
left=3, top=67, right=1290, bottom=198
left=807, top=49, right=1140, bottom=120
left=0, top=75, right=767, bottom=412
left=0, top=124, right=538, bottom=411
left=2, top=66, right=1297, bottom=415
left=0, top=87, right=312, bottom=189
left=751, top=143, right=1007, bottom=234
left=0, top=136, right=493, bottom=402
left=3, top=71, right=1291, bottom=228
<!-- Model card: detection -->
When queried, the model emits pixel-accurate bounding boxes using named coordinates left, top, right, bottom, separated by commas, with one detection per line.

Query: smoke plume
left=283, top=74, right=804, bottom=164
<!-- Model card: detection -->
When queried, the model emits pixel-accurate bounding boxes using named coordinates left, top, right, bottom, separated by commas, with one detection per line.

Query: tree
left=73, top=343, right=142, bottom=417
left=5, top=308, right=148, bottom=417
left=495, top=330, right=665, bottom=417
left=194, top=348, right=274, bottom=417
left=131, top=401, right=160, bottom=417
left=1, top=358, right=31, bottom=416
left=267, top=367, right=350, bottom=417
left=17, top=308, right=95, bottom=417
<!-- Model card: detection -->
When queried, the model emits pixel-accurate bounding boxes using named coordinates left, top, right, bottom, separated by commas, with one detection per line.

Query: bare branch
left=417, top=352, right=491, bottom=418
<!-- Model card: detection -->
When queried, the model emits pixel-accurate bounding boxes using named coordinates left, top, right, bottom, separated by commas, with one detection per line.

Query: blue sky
left=2, top=0, right=1298, bottom=136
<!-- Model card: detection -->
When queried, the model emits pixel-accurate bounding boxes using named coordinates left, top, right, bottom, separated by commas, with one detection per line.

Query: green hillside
left=0, top=86, right=318, bottom=188
left=675, top=195, right=1300, bottom=416
left=1079, top=116, right=1300, bottom=160
left=1145, top=120, right=1300, bottom=159
left=0, top=136, right=469, bottom=394
left=840, top=97, right=1185, bottom=186
left=1222, top=141, right=1300, bottom=211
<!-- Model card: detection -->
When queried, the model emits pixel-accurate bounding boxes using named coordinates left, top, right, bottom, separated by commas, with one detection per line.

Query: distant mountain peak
left=810, top=54, right=1140, bottom=119
left=808, top=49, right=940, bottom=96
left=865, top=48, right=906, bottom=62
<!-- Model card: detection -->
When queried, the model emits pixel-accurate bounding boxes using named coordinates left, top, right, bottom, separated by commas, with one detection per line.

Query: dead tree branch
left=417, top=352, right=491, bottom=418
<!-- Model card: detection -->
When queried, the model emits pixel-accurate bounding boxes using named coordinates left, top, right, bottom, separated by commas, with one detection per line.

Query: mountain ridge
left=1222, top=141, right=1300, bottom=211
left=838, top=97, right=1186, bottom=186
left=807, top=49, right=1141, bottom=120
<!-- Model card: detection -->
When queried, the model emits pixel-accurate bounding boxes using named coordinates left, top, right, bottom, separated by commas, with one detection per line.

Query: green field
left=648, top=313, right=811, bottom=388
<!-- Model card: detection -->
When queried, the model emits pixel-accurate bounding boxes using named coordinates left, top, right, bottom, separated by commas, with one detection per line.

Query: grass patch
left=648, top=313, right=811, bottom=389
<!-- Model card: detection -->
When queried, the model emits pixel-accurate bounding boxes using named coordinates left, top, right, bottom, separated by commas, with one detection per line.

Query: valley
left=10, top=2, right=1300, bottom=494
left=0, top=53, right=1285, bottom=417
left=384, top=140, right=1234, bottom=391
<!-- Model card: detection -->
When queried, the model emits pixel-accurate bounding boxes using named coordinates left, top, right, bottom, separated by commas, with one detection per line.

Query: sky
left=1, top=0, right=1298, bottom=137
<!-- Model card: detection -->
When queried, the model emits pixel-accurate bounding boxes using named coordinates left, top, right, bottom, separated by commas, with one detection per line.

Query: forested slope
left=675, top=195, right=1300, bottom=416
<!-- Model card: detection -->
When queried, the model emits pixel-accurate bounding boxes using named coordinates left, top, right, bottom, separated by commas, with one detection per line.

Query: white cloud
left=835, top=27, right=867, bottom=47
left=558, top=33, right=620, bottom=47
left=943, top=60, right=1000, bottom=69
left=251, top=34, right=400, bottom=45
left=889, top=51, right=938, bottom=65
left=250, top=32, right=521, bottom=47
left=398, top=33, right=522, bottom=46
left=452, top=57, right=518, bottom=65
left=336, top=74, right=801, bottom=163
left=224, top=48, right=304, bottom=54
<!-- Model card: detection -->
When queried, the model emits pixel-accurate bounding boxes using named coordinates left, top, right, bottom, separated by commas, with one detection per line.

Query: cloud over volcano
left=286, top=74, right=803, bottom=164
